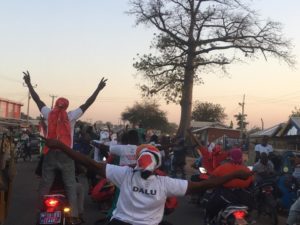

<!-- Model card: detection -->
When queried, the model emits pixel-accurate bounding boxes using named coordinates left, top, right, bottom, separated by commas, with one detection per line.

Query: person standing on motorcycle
left=204, top=148, right=254, bottom=221
left=43, top=138, right=252, bottom=225
left=23, top=71, right=107, bottom=224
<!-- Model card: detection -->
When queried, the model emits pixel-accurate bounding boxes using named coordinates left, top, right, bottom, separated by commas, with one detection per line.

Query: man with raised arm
left=44, top=139, right=252, bottom=225
left=23, top=71, right=107, bottom=224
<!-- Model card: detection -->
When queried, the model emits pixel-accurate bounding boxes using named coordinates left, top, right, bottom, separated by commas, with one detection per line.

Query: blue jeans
left=39, top=150, right=78, bottom=217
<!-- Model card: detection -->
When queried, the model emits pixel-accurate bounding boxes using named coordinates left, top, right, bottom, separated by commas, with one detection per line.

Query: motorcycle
left=202, top=187, right=252, bottom=225
left=214, top=205, right=249, bottom=225
left=37, top=171, right=81, bottom=225
left=254, top=180, right=278, bottom=225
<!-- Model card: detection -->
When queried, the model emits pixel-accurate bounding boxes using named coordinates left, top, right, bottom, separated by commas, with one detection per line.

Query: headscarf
left=229, top=148, right=243, bottom=165
left=44, top=97, right=71, bottom=154
left=135, top=144, right=162, bottom=177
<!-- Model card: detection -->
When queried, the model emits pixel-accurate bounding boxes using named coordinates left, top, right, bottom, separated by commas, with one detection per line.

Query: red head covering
left=229, top=148, right=243, bottom=164
left=135, top=144, right=162, bottom=172
left=44, top=97, right=71, bottom=154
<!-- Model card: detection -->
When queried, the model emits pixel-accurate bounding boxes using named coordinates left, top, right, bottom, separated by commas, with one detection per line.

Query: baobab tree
left=128, top=0, right=295, bottom=137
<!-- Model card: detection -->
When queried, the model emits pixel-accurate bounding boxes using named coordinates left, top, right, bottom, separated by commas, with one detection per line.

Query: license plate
left=40, top=211, right=62, bottom=224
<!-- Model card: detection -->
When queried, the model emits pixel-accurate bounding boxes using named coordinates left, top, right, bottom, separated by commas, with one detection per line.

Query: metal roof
left=191, top=120, right=228, bottom=128
left=250, top=123, right=286, bottom=138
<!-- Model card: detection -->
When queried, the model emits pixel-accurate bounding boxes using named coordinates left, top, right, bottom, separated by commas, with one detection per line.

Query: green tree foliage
left=128, top=0, right=295, bottom=137
left=234, top=113, right=249, bottom=130
left=291, top=107, right=300, bottom=117
left=192, top=101, right=227, bottom=122
left=121, top=101, right=170, bottom=132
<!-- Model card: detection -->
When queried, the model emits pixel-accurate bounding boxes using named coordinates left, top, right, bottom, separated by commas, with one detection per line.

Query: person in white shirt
left=110, top=130, right=139, bottom=167
left=253, top=152, right=275, bottom=184
left=23, top=71, right=107, bottom=223
left=93, top=130, right=111, bottom=162
left=254, top=135, right=273, bottom=162
left=44, top=139, right=252, bottom=225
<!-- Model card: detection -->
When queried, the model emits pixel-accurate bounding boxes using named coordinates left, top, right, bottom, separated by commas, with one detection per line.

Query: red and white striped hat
left=135, top=144, right=162, bottom=172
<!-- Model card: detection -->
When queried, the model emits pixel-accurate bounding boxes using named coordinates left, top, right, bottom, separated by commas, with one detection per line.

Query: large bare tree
left=128, top=0, right=295, bottom=137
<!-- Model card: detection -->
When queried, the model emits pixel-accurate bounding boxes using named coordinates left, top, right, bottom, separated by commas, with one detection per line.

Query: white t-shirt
left=254, top=144, right=273, bottom=155
left=41, top=106, right=83, bottom=147
left=109, top=144, right=137, bottom=166
left=106, top=165, right=188, bottom=225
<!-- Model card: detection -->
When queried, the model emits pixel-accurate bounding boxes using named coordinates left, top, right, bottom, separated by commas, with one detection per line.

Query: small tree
left=291, top=107, right=300, bottom=117
left=192, top=101, right=227, bottom=122
left=234, top=113, right=249, bottom=130
left=121, top=101, right=170, bottom=132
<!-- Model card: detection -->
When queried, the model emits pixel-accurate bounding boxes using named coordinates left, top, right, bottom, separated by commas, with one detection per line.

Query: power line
left=0, top=75, right=22, bottom=83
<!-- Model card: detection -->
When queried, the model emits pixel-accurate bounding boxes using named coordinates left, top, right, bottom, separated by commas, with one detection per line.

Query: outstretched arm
left=186, top=170, right=252, bottom=195
left=187, top=129, right=203, bottom=148
left=23, top=71, right=46, bottom=111
left=45, top=138, right=106, bottom=177
left=80, top=77, right=107, bottom=113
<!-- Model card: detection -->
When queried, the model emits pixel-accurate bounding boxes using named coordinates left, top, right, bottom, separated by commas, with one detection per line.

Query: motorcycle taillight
left=44, top=198, right=60, bottom=208
left=233, top=210, right=246, bottom=219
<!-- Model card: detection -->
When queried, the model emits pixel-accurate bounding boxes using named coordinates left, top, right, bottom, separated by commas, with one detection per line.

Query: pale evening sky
left=0, top=0, right=299, bottom=129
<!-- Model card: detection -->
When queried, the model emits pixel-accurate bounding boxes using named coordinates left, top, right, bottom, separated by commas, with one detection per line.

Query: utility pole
left=49, top=95, right=58, bottom=109
left=23, top=83, right=37, bottom=127
left=261, top=118, right=264, bottom=130
left=238, top=94, right=245, bottom=139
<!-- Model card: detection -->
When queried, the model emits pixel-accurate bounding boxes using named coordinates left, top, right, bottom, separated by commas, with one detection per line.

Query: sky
left=0, top=0, right=299, bottom=130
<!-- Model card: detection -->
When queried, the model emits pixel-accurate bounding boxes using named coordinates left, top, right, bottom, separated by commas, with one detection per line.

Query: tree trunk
left=176, top=50, right=196, bottom=138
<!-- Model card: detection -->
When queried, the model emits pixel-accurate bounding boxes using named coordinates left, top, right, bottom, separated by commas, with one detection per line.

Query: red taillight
left=233, top=210, right=246, bottom=219
left=44, top=198, right=59, bottom=208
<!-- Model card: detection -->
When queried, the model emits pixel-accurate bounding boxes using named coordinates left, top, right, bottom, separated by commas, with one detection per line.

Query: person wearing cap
left=44, top=139, right=252, bottom=225
left=23, top=71, right=107, bottom=224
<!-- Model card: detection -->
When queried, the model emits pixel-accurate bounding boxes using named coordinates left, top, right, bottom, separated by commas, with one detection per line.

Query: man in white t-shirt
left=23, top=71, right=107, bottom=222
left=44, top=140, right=252, bottom=225
left=254, top=136, right=273, bottom=162
left=109, top=130, right=139, bottom=166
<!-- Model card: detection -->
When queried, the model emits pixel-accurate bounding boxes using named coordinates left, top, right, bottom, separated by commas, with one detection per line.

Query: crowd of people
left=3, top=71, right=300, bottom=225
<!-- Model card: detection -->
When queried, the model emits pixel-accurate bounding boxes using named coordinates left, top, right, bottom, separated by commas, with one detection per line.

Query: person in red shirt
left=187, top=130, right=228, bottom=174
left=211, top=148, right=253, bottom=188
left=205, top=148, right=254, bottom=220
